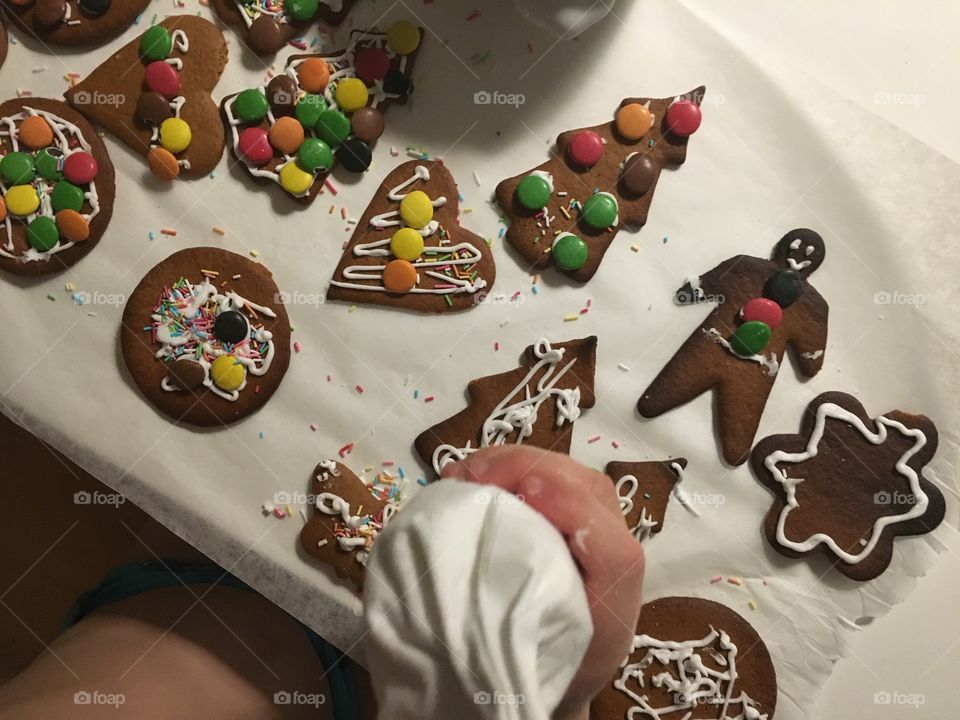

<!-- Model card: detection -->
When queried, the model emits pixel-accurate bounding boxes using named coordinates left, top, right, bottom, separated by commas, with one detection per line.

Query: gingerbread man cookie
left=0, top=0, right=149, bottom=47
left=607, top=458, right=687, bottom=541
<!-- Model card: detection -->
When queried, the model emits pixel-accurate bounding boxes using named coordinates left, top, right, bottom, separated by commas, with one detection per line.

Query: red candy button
left=567, top=130, right=604, bottom=167
left=63, top=151, right=98, bottom=184
left=742, top=297, right=783, bottom=330
left=237, top=127, right=273, bottom=165
left=665, top=99, right=701, bottom=136
left=144, top=61, right=181, bottom=99
left=355, top=47, right=391, bottom=84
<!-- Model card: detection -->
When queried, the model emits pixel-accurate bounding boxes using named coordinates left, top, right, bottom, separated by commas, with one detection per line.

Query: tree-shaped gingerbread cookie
left=607, top=458, right=687, bottom=542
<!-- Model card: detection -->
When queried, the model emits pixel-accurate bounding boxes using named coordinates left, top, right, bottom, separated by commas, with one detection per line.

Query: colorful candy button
left=214, top=310, right=249, bottom=344
left=286, top=0, right=319, bottom=21
left=295, top=94, right=326, bottom=129
left=338, top=138, right=372, bottom=173
left=55, top=209, right=90, bottom=242
left=20, top=115, right=54, bottom=149
left=79, top=0, right=111, bottom=16
left=350, top=106, right=384, bottom=143
left=296, top=58, right=330, bottom=93
left=620, top=153, right=657, bottom=195
left=279, top=161, right=314, bottom=195
left=237, top=127, right=273, bottom=165
left=400, top=190, right=433, bottom=229
left=166, top=358, right=206, bottom=391
left=51, top=181, right=84, bottom=213
left=145, top=61, right=181, bottom=99
left=140, top=25, right=172, bottom=61
left=63, top=151, right=98, bottom=184
left=1, top=152, right=35, bottom=185
left=5, top=185, right=40, bottom=216
left=35, top=149, right=62, bottom=180
left=615, top=103, right=654, bottom=140
left=390, top=227, right=424, bottom=261
left=135, top=91, right=174, bottom=126
left=147, top=147, right=180, bottom=181
left=268, top=116, right=305, bottom=155
left=335, top=78, right=369, bottom=113
left=742, top=297, right=783, bottom=330
left=35, top=0, right=67, bottom=26
left=266, top=74, right=298, bottom=114
left=234, top=88, right=269, bottom=122
left=382, top=259, right=417, bottom=293
left=159, top=117, right=192, bottom=153
left=581, top=192, right=618, bottom=229
left=248, top=15, right=285, bottom=54
left=552, top=232, right=588, bottom=271
left=355, top=47, right=390, bottom=84
left=730, top=321, right=771, bottom=356
left=210, top=355, right=246, bottom=392
left=315, top=108, right=350, bottom=147
left=27, top=216, right=59, bottom=252
left=764, top=269, right=803, bottom=308
left=383, top=68, right=414, bottom=97
left=567, top=130, right=604, bottom=168
left=0, top=197, right=6, bottom=222
left=516, top=172, right=552, bottom=210
left=386, top=20, right=420, bottom=55
left=665, top=99, right=701, bottom=137
left=297, top=138, right=333, bottom=172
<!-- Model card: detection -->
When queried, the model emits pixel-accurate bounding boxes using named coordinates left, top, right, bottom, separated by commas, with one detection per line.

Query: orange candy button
left=147, top=146, right=180, bottom=181
left=269, top=116, right=305, bottom=155
left=56, top=209, right=90, bottom=242
left=616, top=103, right=654, bottom=141
left=0, top=197, right=6, bottom=223
left=296, top=58, right=331, bottom=93
left=20, top=115, right=54, bottom=149
left=382, top=259, right=417, bottom=293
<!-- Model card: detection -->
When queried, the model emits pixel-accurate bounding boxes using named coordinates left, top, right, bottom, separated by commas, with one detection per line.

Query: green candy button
left=552, top=232, right=588, bottom=271
left=51, top=181, right=85, bottom=213
left=286, top=0, right=319, bottom=21
left=298, top=138, right=333, bottom=172
left=516, top=173, right=551, bottom=210
left=27, top=216, right=60, bottom=252
left=1, top=152, right=35, bottom=185
left=730, top=320, right=771, bottom=355
left=235, top=89, right=269, bottom=122
left=581, top=192, right=618, bottom=229
left=35, top=149, right=62, bottom=181
left=295, top=94, right=326, bottom=129
left=140, top=26, right=173, bottom=61
left=315, top=108, right=351, bottom=147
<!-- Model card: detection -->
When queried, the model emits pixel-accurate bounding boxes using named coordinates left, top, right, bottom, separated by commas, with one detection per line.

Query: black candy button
left=764, top=269, right=803, bottom=308
left=339, top=138, right=372, bottom=173
left=382, top=69, right=414, bottom=98
left=214, top=310, right=249, bottom=344
left=79, top=0, right=111, bottom=16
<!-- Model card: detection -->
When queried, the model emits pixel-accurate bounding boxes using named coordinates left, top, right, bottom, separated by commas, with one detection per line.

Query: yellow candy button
left=386, top=20, right=420, bottom=55
left=210, top=354, right=246, bottom=392
left=5, top=185, right=40, bottom=216
left=399, top=190, right=433, bottom=229
left=159, top=117, right=192, bottom=153
left=335, top=77, right=369, bottom=112
left=279, top=161, right=314, bottom=195
left=390, top=227, right=425, bottom=261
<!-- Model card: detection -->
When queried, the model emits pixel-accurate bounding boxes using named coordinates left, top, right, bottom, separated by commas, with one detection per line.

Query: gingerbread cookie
left=221, top=23, right=421, bottom=203
left=120, top=247, right=291, bottom=426
left=0, top=98, right=115, bottom=276
left=751, top=392, right=944, bottom=582
left=0, top=0, right=149, bottom=47
left=326, top=161, right=496, bottom=312
left=495, top=89, right=704, bottom=283
left=299, top=459, right=399, bottom=590
left=638, top=229, right=828, bottom=466
left=211, top=0, right=360, bottom=55
left=591, top=596, right=777, bottom=720
left=415, top=337, right=597, bottom=477
left=0, top=14, right=8, bottom=69
left=608, top=458, right=687, bottom=541
left=65, top=16, right=228, bottom=180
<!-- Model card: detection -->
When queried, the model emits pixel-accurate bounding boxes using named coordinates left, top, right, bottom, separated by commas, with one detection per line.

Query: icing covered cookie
left=607, top=458, right=687, bottom=542
left=221, top=23, right=421, bottom=202
left=591, top=596, right=777, bottom=720
left=415, top=336, right=597, bottom=477
left=210, top=0, right=360, bottom=55
left=326, top=160, right=496, bottom=312
left=495, top=89, right=704, bottom=283
left=299, top=459, right=401, bottom=590
left=750, top=392, right=945, bottom=581
left=64, top=16, right=228, bottom=180
left=120, top=247, right=291, bottom=426
left=0, top=98, right=115, bottom=276
left=638, top=229, right=829, bottom=466
left=0, top=0, right=149, bottom=47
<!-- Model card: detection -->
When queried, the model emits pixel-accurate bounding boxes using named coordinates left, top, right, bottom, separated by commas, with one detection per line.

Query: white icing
left=800, top=349, right=824, bottom=360
left=703, top=328, right=780, bottom=377
left=530, top=168, right=554, bottom=192
left=316, top=459, right=341, bottom=479
left=787, top=257, right=812, bottom=270
left=670, top=461, right=701, bottom=518
left=789, top=238, right=801, bottom=250
left=616, top=475, right=659, bottom=542
left=764, top=402, right=929, bottom=564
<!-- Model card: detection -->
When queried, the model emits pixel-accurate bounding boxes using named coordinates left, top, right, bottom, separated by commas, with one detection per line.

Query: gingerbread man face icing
left=771, top=228, right=825, bottom=277
left=0, top=0, right=150, bottom=47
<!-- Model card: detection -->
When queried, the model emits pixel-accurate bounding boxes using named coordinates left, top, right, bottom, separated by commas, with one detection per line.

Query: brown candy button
left=620, top=153, right=658, bottom=195
left=135, top=91, right=174, bottom=126
left=248, top=15, right=285, bottom=55
left=350, top=106, right=384, bottom=143
left=35, top=0, right=67, bottom=26
left=165, top=358, right=207, bottom=391
left=266, top=75, right=297, bottom=115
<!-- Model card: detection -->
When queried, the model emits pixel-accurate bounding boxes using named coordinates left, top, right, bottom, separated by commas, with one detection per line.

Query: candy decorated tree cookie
left=0, top=0, right=149, bottom=47
left=210, top=0, right=360, bottom=55
left=495, top=88, right=704, bottom=283
left=64, top=16, right=228, bottom=181
left=607, top=458, right=687, bottom=542
left=326, top=160, right=496, bottom=312
left=415, top=337, right=597, bottom=477
left=0, top=98, right=115, bottom=276
left=221, top=22, right=421, bottom=203
left=638, top=229, right=829, bottom=466
left=751, top=392, right=945, bottom=581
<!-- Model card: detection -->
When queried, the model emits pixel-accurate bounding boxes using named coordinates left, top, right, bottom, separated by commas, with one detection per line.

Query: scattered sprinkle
left=494, top=342, right=500, bottom=351
left=46, top=293, right=56, bottom=301
left=466, top=9, right=481, bottom=21
left=630, top=244, right=640, bottom=253
left=618, top=362, right=632, bottom=371
left=212, top=226, right=226, bottom=235
left=355, top=384, right=364, bottom=394
left=293, top=341, right=302, bottom=353
left=148, top=231, right=156, bottom=241
left=417, top=477, right=428, bottom=486
left=563, top=314, right=579, bottom=322
left=160, top=228, right=177, bottom=236
left=748, top=600, right=757, bottom=611
left=317, top=538, right=329, bottom=548
left=611, top=440, right=621, bottom=449
left=710, top=575, right=723, bottom=584
left=310, top=423, right=318, bottom=432
left=587, top=434, right=601, bottom=444
left=339, top=443, right=354, bottom=458
left=472, top=170, right=481, bottom=186
left=727, top=577, right=742, bottom=586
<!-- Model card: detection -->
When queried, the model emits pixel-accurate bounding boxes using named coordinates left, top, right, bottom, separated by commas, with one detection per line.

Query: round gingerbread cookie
left=120, top=248, right=291, bottom=427
left=0, top=97, right=115, bottom=276
left=0, top=0, right=150, bottom=47
left=591, top=596, right=778, bottom=720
